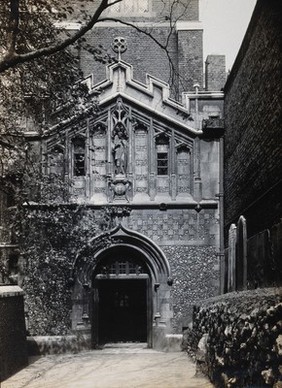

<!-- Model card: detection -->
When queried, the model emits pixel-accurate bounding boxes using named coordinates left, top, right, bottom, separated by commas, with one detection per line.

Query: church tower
left=69, top=0, right=206, bottom=96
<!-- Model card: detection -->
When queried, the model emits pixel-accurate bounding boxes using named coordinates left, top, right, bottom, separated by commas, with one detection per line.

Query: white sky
left=200, top=0, right=257, bottom=71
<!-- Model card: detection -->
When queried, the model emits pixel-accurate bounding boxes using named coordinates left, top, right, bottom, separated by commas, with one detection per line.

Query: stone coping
left=27, top=334, right=90, bottom=341
left=22, top=200, right=218, bottom=209
left=0, top=285, right=24, bottom=298
left=195, top=287, right=282, bottom=307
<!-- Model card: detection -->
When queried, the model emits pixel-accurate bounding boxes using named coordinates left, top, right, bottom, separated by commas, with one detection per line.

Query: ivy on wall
left=16, top=205, right=114, bottom=335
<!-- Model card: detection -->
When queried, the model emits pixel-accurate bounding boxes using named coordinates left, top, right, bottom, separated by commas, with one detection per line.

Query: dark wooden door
left=98, top=279, right=147, bottom=344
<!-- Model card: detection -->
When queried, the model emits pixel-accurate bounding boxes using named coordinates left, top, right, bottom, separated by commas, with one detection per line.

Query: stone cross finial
left=112, top=36, right=127, bottom=61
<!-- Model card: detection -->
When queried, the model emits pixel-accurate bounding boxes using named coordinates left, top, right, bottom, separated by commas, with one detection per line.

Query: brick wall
left=224, top=0, right=282, bottom=238
left=70, top=0, right=199, bottom=23
left=80, top=26, right=178, bottom=90
left=80, top=26, right=204, bottom=96
left=178, top=30, right=203, bottom=93
left=152, top=0, right=199, bottom=21
left=247, top=220, right=282, bottom=288
left=205, top=55, right=226, bottom=91
left=0, top=286, right=28, bottom=382
left=72, top=0, right=202, bottom=97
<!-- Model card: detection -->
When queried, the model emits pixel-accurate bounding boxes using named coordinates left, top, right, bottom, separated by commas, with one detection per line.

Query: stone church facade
left=0, top=0, right=225, bottom=349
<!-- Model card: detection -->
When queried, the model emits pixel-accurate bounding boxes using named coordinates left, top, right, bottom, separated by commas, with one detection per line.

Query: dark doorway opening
left=97, top=279, right=147, bottom=344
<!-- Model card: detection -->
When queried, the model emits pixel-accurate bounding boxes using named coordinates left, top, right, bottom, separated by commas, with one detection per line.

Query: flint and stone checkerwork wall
left=127, top=209, right=218, bottom=245
left=126, top=207, right=220, bottom=330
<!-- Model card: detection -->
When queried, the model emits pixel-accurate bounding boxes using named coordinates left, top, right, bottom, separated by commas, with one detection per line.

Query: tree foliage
left=0, top=0, right=120, bottom=73
left=0, top=1, right=117, bottom=205
left=0, top=0, right=190, bottom=179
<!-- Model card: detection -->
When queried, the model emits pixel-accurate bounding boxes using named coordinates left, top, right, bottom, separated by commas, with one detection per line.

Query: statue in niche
left=112, top=122, right=128, bottom=175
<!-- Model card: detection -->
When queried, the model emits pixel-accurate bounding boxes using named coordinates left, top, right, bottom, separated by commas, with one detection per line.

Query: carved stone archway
left=71, top=225, right=173, bottom=349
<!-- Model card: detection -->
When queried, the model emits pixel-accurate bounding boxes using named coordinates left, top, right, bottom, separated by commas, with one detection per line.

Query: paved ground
left=2, top=344, right=213, bottom=388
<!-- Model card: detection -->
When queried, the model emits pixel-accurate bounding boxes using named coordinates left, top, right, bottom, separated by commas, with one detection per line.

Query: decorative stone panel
left=134, top=127, right=149, bottom=194
left=127, top=208, right=219, bottom=245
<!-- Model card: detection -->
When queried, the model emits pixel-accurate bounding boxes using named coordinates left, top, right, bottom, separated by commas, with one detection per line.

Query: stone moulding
left=73, top=223, right=172, bottom=286
left=90, top=60, right=198, bottom=135
left=0, top=285, right=25, bottom=298
left=70, top=224, right=174, bottom=349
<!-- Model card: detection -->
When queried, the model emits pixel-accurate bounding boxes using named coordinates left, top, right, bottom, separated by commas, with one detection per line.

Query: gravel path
left=2, top=344, right=213, bottom=388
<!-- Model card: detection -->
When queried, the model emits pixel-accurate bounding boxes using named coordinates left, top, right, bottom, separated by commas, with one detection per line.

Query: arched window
left=73, top=137, right=86, bottom=176
left=156, top=135, right=169, bottom=176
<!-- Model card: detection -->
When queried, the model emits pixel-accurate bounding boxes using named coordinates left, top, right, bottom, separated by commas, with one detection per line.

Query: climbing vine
left=18, top=205, right=115, bottom=335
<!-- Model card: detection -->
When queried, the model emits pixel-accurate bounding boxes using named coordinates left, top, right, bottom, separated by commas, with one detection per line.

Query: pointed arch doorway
left=92, top=246, right=152, bottom=346
left=72, top=225, right=173, bottom=350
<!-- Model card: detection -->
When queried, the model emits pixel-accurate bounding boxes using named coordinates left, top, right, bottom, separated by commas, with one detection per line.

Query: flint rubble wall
left=183, top=287, right=282, bottom=387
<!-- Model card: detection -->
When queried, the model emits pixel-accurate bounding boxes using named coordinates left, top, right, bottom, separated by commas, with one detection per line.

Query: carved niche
left=109, top=98, right=131, bottom=202
left=91, top=122, right=107, bottom=195
left=111, top=98, right=129, bottom=177
left=176, top=144, right=191, bottom=195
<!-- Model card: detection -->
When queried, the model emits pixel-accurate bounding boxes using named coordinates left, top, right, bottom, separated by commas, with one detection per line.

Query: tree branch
left=0, top=0, right=122, bottom=73
left=0, top=138, right=20, bottom=150
left=97, top=17, right=167, bottom=52
left=97, top=17, right=178, bottom=88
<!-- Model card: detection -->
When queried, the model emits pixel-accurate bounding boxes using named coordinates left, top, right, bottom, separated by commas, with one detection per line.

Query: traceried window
left=156, top=136, right=169, bottom=176
left=73, top=138, right=85, bottom=176
left=96, top=259, right=148, bottom=277
left=157, top=151, right=168, bottom=175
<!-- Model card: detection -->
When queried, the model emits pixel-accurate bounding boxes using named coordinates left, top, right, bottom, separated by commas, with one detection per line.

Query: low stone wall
left=182, top=288, right=282, bottom=387
left=27, top=334, right=92, bottom=355
left=0, top=286, right=28, bottom=382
